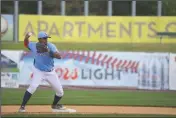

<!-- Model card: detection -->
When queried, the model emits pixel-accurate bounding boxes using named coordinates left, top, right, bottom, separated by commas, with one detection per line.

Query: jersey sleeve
left=50, top=43, right=58, bottom=53
left=28, top=42, right=36, bottom=51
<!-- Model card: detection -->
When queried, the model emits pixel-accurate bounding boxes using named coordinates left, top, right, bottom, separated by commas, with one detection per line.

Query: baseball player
left=19, top=31, right=65, bottom=112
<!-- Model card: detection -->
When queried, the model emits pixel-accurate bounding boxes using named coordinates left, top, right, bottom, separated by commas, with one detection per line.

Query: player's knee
left=27, top=84, right=38, bottom=94
left=56, top=89, right=64, bottom=97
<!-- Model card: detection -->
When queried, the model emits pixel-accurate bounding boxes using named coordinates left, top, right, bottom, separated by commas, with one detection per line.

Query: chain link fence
left=2, top=0, right=176, bottom=16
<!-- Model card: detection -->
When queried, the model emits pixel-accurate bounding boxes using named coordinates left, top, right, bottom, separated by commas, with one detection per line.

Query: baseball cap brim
left=42, top=36, right=51, bottom=39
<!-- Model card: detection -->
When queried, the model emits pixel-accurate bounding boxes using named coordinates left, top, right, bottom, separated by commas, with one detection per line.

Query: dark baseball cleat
left=52, top=104, right=66, bottom=110
left=51, top=104, right=76, bottom=113
left=18, top=106, right=26, bottom=112
left=52, top=104, right=68, bottom=112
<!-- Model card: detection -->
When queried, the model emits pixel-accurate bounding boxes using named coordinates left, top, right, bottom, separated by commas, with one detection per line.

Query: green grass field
left=2, top=88, right=176, bottom=117
left=2, top=88, right=176, bottom=106
left=2, top=42, right=176, bottom=52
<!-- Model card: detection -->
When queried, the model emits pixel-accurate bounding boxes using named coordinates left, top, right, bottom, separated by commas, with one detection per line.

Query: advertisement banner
left=1, top=14, right=13, bottom=41
left=19, top=15, right=176, bottom=43
left=19, top=51, right=169, bottom=90
left=18, top=51, right=138, bottom=87
left=1, top=72, right=19, bottom=88
left=169, top=53, right=176, bottom=90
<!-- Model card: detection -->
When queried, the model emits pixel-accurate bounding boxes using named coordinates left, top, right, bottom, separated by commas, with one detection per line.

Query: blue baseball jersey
left=28, top=42, right=58, bottom=72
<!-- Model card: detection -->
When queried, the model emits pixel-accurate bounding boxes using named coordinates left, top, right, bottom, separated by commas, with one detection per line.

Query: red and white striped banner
left=61, top=51, right=139, bottom=73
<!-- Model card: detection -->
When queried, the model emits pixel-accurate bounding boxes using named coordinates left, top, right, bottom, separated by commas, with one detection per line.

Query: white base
left=52, top=108, right=76, bottom=113
left=18, top=109, right=26, bottom=113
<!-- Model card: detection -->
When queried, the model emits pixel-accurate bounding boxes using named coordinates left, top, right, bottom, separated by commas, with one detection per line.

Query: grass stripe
left=2, top=88, right=176, bottom=107
left=2, top=42, right=176, bottom=52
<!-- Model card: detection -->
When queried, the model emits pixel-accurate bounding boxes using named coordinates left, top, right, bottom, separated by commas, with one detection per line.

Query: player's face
left=39, top=38, right=48, bottom=45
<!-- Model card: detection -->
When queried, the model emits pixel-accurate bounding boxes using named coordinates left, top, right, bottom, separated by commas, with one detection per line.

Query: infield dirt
left=2, top=105, right=176, bottom=115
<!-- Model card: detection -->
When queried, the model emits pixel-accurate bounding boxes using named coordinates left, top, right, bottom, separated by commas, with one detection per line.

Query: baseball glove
left=36, top=42, right=49, bottom=53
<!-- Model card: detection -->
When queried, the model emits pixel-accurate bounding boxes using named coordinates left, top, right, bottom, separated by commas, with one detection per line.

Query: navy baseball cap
left=38, top=31, right=51, bottom=39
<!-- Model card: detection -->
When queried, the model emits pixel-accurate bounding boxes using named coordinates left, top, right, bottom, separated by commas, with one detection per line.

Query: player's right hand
left=25, top=32, right=32, bottom=39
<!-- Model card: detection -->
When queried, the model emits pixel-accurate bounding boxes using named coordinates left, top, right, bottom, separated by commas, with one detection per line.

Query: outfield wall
left=19, top=15, right=176, bottom=43
left=1, top=14, right=176, bottom=43
left=2, top=50, right=176, bottom=90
